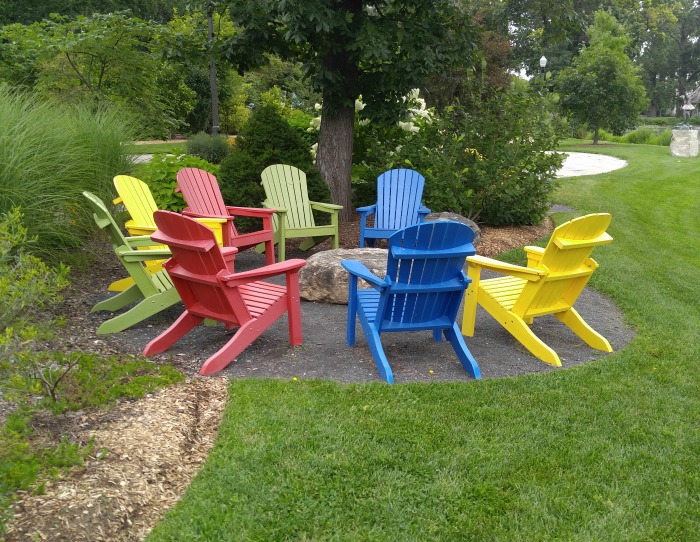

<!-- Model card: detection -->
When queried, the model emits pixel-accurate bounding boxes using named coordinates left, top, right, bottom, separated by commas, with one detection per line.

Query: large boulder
left=299, top=248, right=388, bottom=304
left=424, top=212, right=481, bottom=247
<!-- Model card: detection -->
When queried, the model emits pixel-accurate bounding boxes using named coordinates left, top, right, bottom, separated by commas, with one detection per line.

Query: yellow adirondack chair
left=260, top=164, right=342, bottom=261
left=461, top=213, right=614, bottom=366
left=109, top=175, right=226, bottom=291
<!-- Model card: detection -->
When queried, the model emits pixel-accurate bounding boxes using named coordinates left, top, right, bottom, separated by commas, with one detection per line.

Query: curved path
left=556, top=152, right=628, bottom=178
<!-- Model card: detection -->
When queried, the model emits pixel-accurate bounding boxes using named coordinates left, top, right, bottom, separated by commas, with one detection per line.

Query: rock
left=670, top=129, right=699, bottom=157
left=424, top=212, right=481, bottom=247
left=299, top=248, right=388, bottom=305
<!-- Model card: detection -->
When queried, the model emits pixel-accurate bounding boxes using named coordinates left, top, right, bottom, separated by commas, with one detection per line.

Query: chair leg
left=445, top=323, right=481, bottom=379
left=198, top=319, right=265, bottom=375
left=263, top=238, right=276, bottom=266
left=91, top=284, right=142, bottom=313
left=502, top=313, right=561, bottom=367
left=97, top=288, right=181, bottom=334
left=299, top=236, right=329, bottom=251
left=460, top=283, right=479, bottom=337
left=556, top=308, right=613, bottom=352
left=346, top=277, right=359, bottom=346
left=143, top=310, right=203, bottom=356
left=286, top=288, right=303, bottom=346
left=356, top=312, right=394, bottom=384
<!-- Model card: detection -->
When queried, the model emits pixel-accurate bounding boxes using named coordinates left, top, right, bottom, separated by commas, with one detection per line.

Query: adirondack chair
left=143, top=210, right=306, bottom=375
left=176, top=168, right=276, bottom=265
left=356, top=168, right=431, bottom=248
left=82, top=191, right=180, bottom=334
left=109, top=175, right=226, bottom=291
left=341, top=221, right=481, bottom=384
left=260, top=164, right=342, bottom=261
left=461, top=213, right=614, bottom=367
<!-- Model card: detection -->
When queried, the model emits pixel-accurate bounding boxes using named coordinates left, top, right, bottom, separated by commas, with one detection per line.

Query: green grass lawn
left=123, top=140, right=188, bottom=156
left=147, top=143, right=699, bottom=541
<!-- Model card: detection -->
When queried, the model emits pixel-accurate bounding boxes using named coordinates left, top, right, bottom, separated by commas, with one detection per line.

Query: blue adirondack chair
left=341, top=221, right=481, bottom=384
left=356, top=168, right=431, bottom=248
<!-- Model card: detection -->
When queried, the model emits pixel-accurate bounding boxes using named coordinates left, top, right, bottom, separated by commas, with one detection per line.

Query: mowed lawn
left=147, top=144, right=699, bottom=541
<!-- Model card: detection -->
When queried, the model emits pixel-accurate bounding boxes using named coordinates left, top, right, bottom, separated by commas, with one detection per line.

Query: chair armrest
left=224, top=206, right=277, bottom=218
left=182, top=209, right=234, bottom=223
left=119, top=248, right=172, bottom=262
left=466, top=255, right=545, bottom=282
left=340, top=260, right=388, bottom=288
left=355, top=204, right=377, bottom=217
left=113, top=196, right=123, bottom=205
left=524, top=246, right=545, bottom=267
left=262, top=202, right=287, bottom=215
left=309, top=201, right=343, bottom=213
left=220, top=258, right=306, bottom=286
left=125, top=235, right=162, bottom=247
left=418, top=205, right=431, bottom=217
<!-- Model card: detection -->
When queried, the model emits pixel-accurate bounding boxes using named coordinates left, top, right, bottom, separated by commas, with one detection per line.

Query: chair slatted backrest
left=379, top=221, right=475, bottom=332
left=83, top=191, right=162, bottom=297
left=260, top=164, right=315, bottom=230
left=515, top=213, right=613, bottom=317
left=375, top=168, right=426, bottom=230
left=177, top=168, right=238, bottom=237
left=151, top=210, right=251, bottom=325
left=113, top=175, right=158, bottom=228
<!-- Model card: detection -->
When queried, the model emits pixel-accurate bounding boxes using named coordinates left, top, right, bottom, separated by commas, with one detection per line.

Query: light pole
left=539, top=55, right=547, bottom=81
left=208, top=1, right=220, bottom=136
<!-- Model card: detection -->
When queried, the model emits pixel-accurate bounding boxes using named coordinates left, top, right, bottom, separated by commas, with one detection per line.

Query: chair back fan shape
left=342, top=221, right=481, bottom=383
left=143, top=210, right=305, bottom=375
left=461, top=213, right=614, bottom=366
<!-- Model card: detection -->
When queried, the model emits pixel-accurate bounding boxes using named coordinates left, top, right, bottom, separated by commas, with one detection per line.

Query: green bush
left=0, top=208, right=69, bottom=333
left=623, top=127, right=654, bottom=144
left=0, top=86, right=136, bottom=254
left=355, top=81, right=563, bottom=226
left=218, top=105, right=330, bottom=232
left=135, top=155, right=219, bottom=212
left=649, top=129, right=673, bottom=146
left=186, top=132, right=232, bottom=163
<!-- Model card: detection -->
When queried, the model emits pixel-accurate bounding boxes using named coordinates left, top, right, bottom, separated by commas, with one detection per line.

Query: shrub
left=623, top=127, right=654, bottom=144
left=186, top=132, right=232, bottom=163
left=0, top=86, right=136, bottom=254
left=355, top=81, right=563, bottom=226
left=649, top=129, right=672, bottom=146
left=0, top=208, right=69, bottom=333
left=218, top=105, right=330, bottom=231
left=135, top=155, right=219, bottom=212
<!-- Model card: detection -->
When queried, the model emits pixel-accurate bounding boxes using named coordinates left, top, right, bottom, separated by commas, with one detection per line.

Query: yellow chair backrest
left=113, top=175, right=158, bottom=234
left=515, top=213, right=613, bottom=319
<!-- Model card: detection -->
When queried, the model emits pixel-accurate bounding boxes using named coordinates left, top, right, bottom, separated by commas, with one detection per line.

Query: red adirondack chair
left=176, top=167, right=276, bottom=265
left=143, top=210, right=306, bottom=375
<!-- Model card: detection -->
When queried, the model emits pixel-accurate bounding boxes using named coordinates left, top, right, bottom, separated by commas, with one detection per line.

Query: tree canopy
left=221, top=0, right=478, bottom=219
left=556, top=10, right=648, bottom=143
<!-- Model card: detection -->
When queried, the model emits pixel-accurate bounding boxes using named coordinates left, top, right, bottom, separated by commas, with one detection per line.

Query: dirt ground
left=3, top=217, right=635, bottom=541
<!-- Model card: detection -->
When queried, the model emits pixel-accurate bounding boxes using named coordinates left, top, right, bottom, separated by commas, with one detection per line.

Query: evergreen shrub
left=218, top=105, right=330, bottom=232
left=186, top=132, right=231, bottom=163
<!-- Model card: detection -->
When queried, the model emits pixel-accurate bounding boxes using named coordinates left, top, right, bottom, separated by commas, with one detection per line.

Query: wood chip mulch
left=3, top=216, right=554, bottom=541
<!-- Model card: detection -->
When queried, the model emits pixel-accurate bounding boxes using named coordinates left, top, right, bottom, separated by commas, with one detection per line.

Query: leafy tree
left=556, top=11, right=648, bottom=143
left=0, top=0, right=188, bottom=25
left=222, top=1, right=478, bottom=220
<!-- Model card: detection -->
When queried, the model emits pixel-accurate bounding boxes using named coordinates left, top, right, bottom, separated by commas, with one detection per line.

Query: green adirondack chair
left=83, top=191, right=181, bottom=334
left=259, top=164, right=343, bottom=261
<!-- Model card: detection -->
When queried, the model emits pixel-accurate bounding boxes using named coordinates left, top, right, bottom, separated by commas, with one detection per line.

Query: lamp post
left=207, top=1, right=220, bottom=136
left=539, top=55, right=547, bottom=81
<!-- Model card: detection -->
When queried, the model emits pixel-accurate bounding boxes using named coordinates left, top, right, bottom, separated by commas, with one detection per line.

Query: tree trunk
left=593, top=127, right=599, bottom=144
left=316, top=102, right=355, bottom=222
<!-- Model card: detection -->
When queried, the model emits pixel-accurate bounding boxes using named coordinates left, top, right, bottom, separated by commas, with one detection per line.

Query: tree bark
left=316, top=101, right=355, bottom=222
left=593, top=127, right=600, bottom=144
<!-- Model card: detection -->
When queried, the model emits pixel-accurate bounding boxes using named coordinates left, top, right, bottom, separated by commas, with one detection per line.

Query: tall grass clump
left=0, top=86, right=137, bottom=255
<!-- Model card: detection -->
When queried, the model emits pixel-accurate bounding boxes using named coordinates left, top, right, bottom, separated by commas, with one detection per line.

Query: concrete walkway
left=556, top=152, right=627, bottom=178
